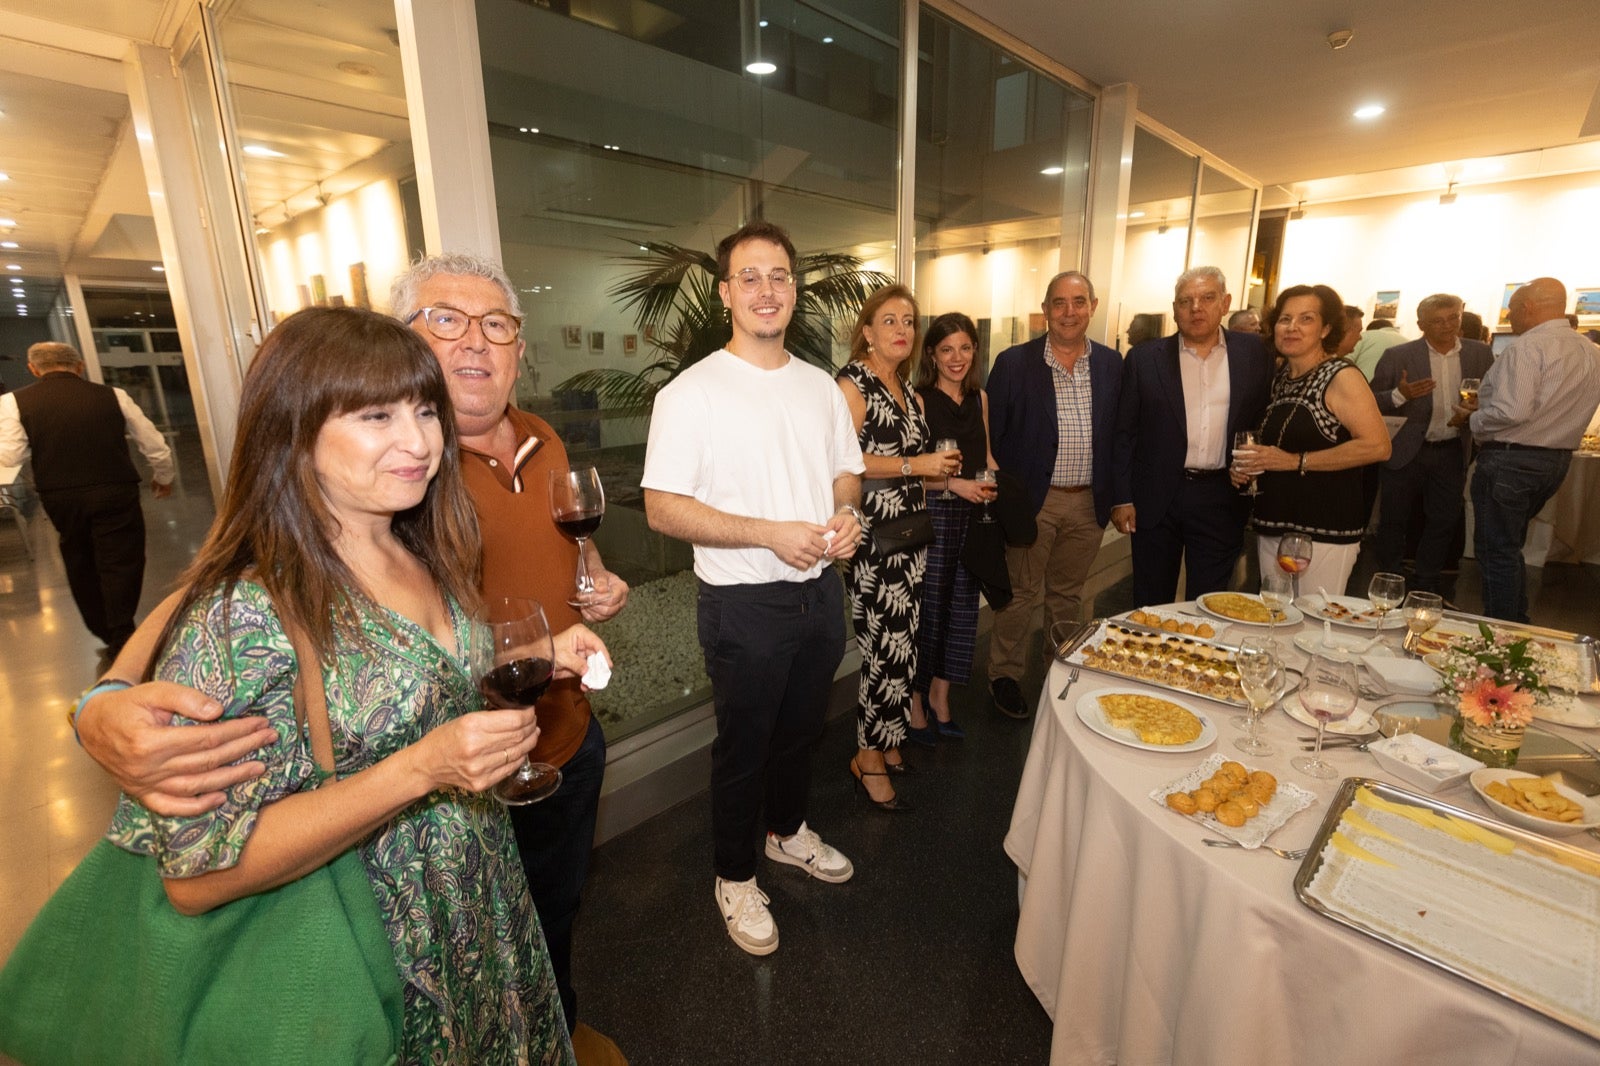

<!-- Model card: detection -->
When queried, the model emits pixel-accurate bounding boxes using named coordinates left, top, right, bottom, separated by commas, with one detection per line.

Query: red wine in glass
left=480, top=656, right=553, bottom=709
left=550, top=467, right=606, bottom=608
left=476, top=598, right=563, bottom=805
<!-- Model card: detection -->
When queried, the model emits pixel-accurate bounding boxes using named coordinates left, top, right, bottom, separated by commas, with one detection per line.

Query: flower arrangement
left=1433, top=623, right=1551, bottom=729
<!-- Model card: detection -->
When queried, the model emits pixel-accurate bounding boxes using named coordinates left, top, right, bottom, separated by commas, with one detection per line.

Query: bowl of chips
left=1468, top=768, right=1600, bottom=837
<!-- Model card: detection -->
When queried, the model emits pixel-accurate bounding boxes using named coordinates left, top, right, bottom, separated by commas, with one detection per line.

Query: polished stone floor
left=2, top=440, right=1598, bottom=1065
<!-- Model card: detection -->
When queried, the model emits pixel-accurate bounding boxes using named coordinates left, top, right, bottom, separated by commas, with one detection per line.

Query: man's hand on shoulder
left=78, top=681, right=276, bottom=817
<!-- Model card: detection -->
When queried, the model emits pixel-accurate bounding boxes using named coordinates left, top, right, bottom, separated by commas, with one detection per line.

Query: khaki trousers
left=987, top=487, right=1104, bottom=681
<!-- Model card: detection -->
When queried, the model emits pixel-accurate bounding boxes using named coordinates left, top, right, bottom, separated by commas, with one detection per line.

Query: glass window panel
left=1192, top=164, right=1257, bottom=313
left=912, top=10, right=1093, bottom=369
left=1119, top=126, right=1196, bottom=348
left=478, top=0, right=900, bottom=741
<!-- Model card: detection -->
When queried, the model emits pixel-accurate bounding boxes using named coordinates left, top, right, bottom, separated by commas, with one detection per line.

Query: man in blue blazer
left=1111, top=267, right=1273, bottom=606
left=1370, top=294, right=1494, bottom=593
left=985, top=270, right=1122, bottom=718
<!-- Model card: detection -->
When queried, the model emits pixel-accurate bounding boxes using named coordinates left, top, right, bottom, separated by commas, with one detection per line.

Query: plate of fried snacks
left=1469, top=769, right=1600, bottom=837
left=1119, top=607, right=1225, bottom=639
left=1149, top=754, right=1317, bottom=848
left=1075, top=689, right=1216, bottom=753
left=1196, top=591, right=1304, bottom=627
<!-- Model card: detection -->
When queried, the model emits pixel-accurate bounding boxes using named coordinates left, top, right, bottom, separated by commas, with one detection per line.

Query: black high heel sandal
left=850, top=759, right=913, bottom=812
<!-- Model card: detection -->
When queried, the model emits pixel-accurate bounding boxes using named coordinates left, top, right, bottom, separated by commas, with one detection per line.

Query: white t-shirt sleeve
left=829, top=384, right=866, bottom=478
left=640, top=380, right=707, bottom=498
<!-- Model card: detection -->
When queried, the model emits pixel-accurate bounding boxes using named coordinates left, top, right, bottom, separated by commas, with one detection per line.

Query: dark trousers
left=1131, top=473, right=1248, bottom=606
left=1472, top=447, right=1570, bottom=623
left=697, top=570, right=845, bottom=883
left=38, top=482, right=145, bottom=648
left=1376, top=441, right=1468, bottom=592
left=509, top=713, right=606, bottom=1032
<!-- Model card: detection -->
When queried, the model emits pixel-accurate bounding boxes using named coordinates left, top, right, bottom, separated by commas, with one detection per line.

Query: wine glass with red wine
left=476, top=597, right=563, bottom=805
left=550, top=466, right=606, bottom=608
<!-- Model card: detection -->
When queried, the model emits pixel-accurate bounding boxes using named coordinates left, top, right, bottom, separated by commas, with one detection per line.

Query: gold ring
left=503, top=748, right=510, bottom=766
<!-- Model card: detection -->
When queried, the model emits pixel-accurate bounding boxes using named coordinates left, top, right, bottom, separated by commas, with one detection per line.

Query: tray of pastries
left=1060, top=618, right=1246, bottom=707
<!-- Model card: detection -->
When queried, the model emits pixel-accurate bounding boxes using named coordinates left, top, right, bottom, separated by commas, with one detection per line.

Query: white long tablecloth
left=1004, top=616, right=1600, bottom=1065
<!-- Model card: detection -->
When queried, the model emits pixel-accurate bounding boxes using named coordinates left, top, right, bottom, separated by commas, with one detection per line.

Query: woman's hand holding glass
left=946, top=470, right=998, bottom=505
left=915, top=447, right=961, bottom=480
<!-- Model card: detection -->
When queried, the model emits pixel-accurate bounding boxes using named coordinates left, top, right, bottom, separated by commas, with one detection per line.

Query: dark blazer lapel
left=1224, top=337, right=1250, bottom=434
left=1156, top=336, right=1188, bottom=441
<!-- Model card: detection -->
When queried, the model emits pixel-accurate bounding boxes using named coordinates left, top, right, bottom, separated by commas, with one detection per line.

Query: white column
left=61, top=275, right=102, bottom=382
left=395, top=0, right=502, bottom=260
left=1083, top=83, right=1138, bottom=347
left=124, top=42, right=241, bottom=499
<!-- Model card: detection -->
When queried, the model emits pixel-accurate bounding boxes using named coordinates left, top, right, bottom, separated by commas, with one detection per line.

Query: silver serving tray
left=1054, top=617, right=1247, bottom=708
left=1436, top=610, right=1600, bottom=694
left=1295, top=777, right=1600, bottom=1042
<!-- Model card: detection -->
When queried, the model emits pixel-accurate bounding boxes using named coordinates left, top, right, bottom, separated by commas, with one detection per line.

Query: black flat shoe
left=905, top=723, right=939, bottom=748
left=850, top=759, right=913, bottom=812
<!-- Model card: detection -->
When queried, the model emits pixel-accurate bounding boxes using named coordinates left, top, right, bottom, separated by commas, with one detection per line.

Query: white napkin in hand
left=1363, top=656, right=1442, bottom=695
left=581, top=651, right=612, bottom=690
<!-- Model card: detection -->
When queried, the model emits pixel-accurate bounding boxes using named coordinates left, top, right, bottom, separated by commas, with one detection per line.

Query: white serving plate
left=1292, top=631, right=1380, bottom=658
left=1281, top=689, right=1377, bottom=736
left=1296, top=594, right=1407, bottom=631
left=1196, top=592, right=1304, bottom=628
left=1468, top=768, right=1600, bottom=837
left=1149, top=753, right=1317, bottom=848
left=1074, top=689, right=1216, bottom=754
left=1367, top=734, right=1483, bottom=793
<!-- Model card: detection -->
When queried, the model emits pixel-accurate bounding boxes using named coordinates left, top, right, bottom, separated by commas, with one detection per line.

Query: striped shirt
left=1045, top=338, right=1094, bottom=487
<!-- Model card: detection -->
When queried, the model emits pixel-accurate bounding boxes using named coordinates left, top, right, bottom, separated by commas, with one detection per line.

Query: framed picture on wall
left=309, top=274, right=328, bottom=307
left=588, top=330, right=605, bottom=354
left=1499, top=283, right=1527, bottom=326
left=1373, top=290, right=1400, bottom=320
left=349, top=262, right=370, bottom=309
left=1573, top=288, right=1600, bottom=318
left=623, top=333, right=638, bottom=356
left=562, top=325, right=582, bottom=348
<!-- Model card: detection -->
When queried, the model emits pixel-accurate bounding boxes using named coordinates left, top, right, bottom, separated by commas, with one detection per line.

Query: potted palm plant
left=555, top=240, right=892, bottom=417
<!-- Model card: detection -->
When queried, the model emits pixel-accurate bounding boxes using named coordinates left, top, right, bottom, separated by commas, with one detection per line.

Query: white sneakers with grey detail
left=715, top=823, right=854, bottom=956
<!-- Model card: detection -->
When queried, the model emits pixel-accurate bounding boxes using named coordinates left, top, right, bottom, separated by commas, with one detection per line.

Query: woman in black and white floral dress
left=837, top=285, right=960, bottom=810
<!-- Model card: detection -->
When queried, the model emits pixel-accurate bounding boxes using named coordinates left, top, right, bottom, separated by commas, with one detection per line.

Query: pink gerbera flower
left=1457, top=678, right=1535, bottom=728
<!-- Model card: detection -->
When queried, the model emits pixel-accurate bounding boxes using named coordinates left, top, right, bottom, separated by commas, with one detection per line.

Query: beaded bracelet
left=68, top=678, right=133, bottom=746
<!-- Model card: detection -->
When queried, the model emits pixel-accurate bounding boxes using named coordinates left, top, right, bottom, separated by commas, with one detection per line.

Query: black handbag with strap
left=870, top=508, right=936, bottom=556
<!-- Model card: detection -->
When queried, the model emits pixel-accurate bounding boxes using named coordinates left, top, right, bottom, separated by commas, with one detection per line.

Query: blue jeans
left=509, top=712, right=606, bottom=1031
left=1471, top=447, right=1571, bottom=622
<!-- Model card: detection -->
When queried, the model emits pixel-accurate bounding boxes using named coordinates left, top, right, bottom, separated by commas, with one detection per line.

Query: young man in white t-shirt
left=641, top=220, right=866, bottom=956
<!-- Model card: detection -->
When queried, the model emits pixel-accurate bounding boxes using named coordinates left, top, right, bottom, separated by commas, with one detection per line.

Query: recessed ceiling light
left=759, top=19, right=768, bottom=27
left=1130, top=211, right=1146, bottom=219
left=5, top=264, right=18, bottom=270
left=0, top=218, right=15, bottom=227
left=242, top=144, right=286, bottom=158
left=822, top=36, right=833, bottom=44
left=0, top=172, right=9, bottom=181
left=152, top=265, right=165, bottom=272
left=746, top=61, right=777, bottom=75
left=1040, top=166, right=1064, bottom=176
left=1, top=242, right=17, bottom=249
left=1353, top=104, right=1385, bottom=120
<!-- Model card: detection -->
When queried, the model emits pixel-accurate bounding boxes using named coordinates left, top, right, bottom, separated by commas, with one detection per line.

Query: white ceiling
left=0, top=0, right=1597, bottom=318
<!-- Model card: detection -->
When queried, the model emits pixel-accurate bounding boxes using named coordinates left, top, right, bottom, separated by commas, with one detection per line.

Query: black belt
left=1182, top=468, right=1228, bottom=479
left=1479, top=441, right=1565, bottom=453
left=1422, top=438, right=1461, bottom=447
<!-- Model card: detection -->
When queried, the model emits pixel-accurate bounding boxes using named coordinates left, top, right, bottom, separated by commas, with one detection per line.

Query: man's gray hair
left=389, top=252, right=522, bottom=320
left=27, top=342, right=83, bottom=370
left=1174, top=266, right=1226, bottom=298
left=1415, top=293, right=1463, bottom=319
left=1045, top=270, right=1096, bottom=303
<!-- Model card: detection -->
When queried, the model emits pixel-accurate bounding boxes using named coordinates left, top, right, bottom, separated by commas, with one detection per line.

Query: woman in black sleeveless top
left=909, top=313, right=998, bottom=744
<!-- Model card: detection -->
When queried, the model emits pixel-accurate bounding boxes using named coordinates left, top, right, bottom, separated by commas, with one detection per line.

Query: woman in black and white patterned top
left=837, top=285, right=959, bottom=810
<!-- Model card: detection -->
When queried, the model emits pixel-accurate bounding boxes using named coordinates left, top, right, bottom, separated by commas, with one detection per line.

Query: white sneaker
left=715, top=877, right=778, bottom=956
left=763, top=822, right=855, bottom=884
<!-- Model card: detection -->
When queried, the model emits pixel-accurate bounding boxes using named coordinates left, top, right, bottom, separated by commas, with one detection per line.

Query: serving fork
left=1202, top=838, right=1309, bottom=861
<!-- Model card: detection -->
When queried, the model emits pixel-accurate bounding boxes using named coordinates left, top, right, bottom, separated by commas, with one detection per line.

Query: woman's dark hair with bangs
left=913, top=312, right=981, bottom=392
left=147, top=306, right=482, bottom=671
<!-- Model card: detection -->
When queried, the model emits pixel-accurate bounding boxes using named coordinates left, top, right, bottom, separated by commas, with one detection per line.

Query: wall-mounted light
left=1289, top=200, right=1306, bottom=221
left=1439, top=181, right=1458, bottom=206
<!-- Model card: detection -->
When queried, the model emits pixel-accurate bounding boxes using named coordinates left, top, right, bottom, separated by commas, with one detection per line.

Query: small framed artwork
left=1499, top=283, right=1527, bottom=326
left=642, top=323, right=657, bottom=343
left=1573, top=288, right=1600, bottom=317
left=348, top=262, right=370, bottom=309
left=588, top=330, right=605, bottom=354
left=562, top=325, right=582, bottom=349
left=309, top=274, right=328, bottom=307
left=623, top=333, right=638, bottom=356
left=1373, top=290, right=1400, bottom=320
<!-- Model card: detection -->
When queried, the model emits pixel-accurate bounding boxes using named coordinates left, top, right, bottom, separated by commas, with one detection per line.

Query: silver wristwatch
left=901, top=458, right=913, bottom=477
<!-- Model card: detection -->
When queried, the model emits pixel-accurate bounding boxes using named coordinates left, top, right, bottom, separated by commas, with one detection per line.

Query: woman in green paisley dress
left=104, top=307, right=598, bottom=1064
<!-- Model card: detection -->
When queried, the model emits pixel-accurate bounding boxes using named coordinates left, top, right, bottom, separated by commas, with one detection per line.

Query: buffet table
left=1004, top=606, right=1600, bottom=1065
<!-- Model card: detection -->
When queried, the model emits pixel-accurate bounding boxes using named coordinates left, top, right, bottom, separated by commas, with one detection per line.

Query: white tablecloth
left=1004, top=616, right=1600, bottom=1065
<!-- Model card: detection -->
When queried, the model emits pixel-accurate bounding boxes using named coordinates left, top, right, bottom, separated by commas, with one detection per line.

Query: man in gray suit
left=1370, top=294, right=1493, bottom=592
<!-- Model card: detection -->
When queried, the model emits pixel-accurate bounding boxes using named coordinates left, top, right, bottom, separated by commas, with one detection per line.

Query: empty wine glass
left=1292, top=647, right=1359, bottom=779
left=1259, top=567, right=1293, bottom=655
left=1276, top=532, right=1313, bottom=600
left=1400, top=590, right=1444, bottom=657
left=1232, top=430, right=1259, bottom=497
left=473, top=597, right=563, bottom=805
left=973, top=468, right=998, bottom=523
left=550, top=466, right=606, bottom=608
left=1367, top=571, right=1406, bottom=642
left=933, top=438, right=960, bottom=499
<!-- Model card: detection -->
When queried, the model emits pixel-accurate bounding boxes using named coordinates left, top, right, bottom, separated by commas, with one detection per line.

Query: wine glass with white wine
left=1401, top=590, right=1444, bottom=657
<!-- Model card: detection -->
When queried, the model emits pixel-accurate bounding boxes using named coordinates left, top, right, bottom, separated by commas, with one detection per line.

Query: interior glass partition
left=1192, top=163, right=1257, bottom=316
left=1118, top=126, right=1197, bottom=349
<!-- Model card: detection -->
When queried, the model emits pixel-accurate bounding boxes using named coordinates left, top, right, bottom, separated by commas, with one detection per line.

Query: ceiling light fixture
left=1040, top=165, right=1064, bottom=176
left=242, top=144, right=286, bottom=158
left=1129, top=210, right=1146, bottom=219
left=1439, top=181, right=1458, bottom=206
left=0, top=218, right=15, bottom=227
left=1, top=242, right=17, bottom=249
left=746, top=60, right=776, bottom=75
left=822, top=36, right=833, bottom=44
left=1353, top=104, right=1385, bottom=120
left=152, top=265, right=165, bottom=272
left=5, top=264, right=19, bottom=270
left=1327, top=29, right=1354, bottom=50
left=1289, top=200, right=1306, bottom=220
left=0, top=172, right=9, bottom=181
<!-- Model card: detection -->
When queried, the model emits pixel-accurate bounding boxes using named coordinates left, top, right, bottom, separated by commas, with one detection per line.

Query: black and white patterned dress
left=838, top=361, right=930, bottom=751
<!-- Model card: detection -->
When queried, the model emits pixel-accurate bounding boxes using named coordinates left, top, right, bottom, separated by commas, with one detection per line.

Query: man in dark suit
left=1111, top=267, right=1272, bottom=606
left=1370, top=293, right=1493, bottom=593
left=985, top=270, right=1122, bottom=718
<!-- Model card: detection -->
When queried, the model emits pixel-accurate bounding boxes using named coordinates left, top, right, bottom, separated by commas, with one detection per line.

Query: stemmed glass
left=1232, top=430, right=1259, bottom=496
left=1367, top=572, right=1406, bottom=643
left=1259, top=567, right=1294, bottom=655
left=1458, top=377, right=1481, bottom=408
left=1233, top=638, right=1281, bottom=756
left=473, top=597, right=563, bottom=805
left=550, top=466, right=606, bottom=608
left=933, top=438, right=960, bottom=499
left=1276, top=532, right=1313, bottom=600
left=1401, top=591, right=1444, bottom=657
left=1292, top=647, right=1359, bottom=779
left=973, top=469, right=998, bottom=523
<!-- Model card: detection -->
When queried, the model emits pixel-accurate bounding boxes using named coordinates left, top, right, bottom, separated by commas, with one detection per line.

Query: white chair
left=0, top=467, right=34, bottom=559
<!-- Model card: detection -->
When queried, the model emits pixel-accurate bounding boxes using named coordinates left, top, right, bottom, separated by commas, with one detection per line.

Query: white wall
left=1279, top=170, right=1600, bottom=329
left=258, top=178, right=410, bottom=324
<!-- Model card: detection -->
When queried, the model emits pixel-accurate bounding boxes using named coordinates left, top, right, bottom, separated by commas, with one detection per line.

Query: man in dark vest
left=0, top=342, right=172, bottom=654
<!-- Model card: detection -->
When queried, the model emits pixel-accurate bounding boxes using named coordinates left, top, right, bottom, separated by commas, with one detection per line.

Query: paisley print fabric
left=838, top=361, right=929, bottom=750
left=106, top=581, right=574, bottom=1066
